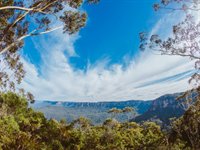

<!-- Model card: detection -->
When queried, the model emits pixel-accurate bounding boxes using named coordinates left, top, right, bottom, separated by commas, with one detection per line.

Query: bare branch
left=160, top=6, right=200, bottom=11
left=149, top=47, right=200, bottom=60
left=31, top=26, right=63, bottom=36
left=0, top=26, right=63, bottom=55
left=0, top=6, right=33, bottom=11
left=9, top=11, right=30, bottom=29
left=0, top=6, right=49, bottom=15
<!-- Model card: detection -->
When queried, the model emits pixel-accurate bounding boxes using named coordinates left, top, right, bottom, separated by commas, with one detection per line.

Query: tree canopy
left=0, top=92, right=199, bottom=149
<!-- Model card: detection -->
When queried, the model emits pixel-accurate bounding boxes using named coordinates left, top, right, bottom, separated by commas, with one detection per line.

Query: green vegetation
left=0, top=92, right=199, bottom=150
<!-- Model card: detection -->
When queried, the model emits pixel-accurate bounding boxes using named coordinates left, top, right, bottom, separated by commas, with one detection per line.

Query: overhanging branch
left=0, top=26, right=63, bottom=55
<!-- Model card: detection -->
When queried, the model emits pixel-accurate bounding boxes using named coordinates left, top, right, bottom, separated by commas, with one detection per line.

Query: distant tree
left=122, top=107, right=137, bottom=121
left=0, top=0, right=98, bottom=99
left=107, top=108, right=122, bottom=120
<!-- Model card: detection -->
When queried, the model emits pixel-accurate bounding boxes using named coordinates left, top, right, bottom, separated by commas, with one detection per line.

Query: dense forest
left=0, top=92, right=199, bottom=149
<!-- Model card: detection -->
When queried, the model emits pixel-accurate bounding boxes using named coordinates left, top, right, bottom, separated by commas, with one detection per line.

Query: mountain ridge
left=30, top=92, right=187, bottom=125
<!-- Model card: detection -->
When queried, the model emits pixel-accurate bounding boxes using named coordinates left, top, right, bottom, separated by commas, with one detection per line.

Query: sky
left=20, top=0, right=196, bottom=102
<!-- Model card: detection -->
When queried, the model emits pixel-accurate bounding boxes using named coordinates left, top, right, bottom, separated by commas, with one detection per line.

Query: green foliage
left=169, top=98, right=200, bottom=149
left=0, top=92, right=199, bottom=149
left=107, top=107, right=137, bottom=121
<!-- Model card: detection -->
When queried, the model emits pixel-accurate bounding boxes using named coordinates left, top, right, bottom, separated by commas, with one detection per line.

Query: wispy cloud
left=20, top=11, right=195, bottom=102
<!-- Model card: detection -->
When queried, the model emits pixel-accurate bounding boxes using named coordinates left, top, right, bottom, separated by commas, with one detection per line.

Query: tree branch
left=31, top=26, right=63, bottom=36
left=150, top=47, right=200, bottom=60
left=0, top=6, right=49, bottom=14
left=163, top=52, right=200, bottom=60
left=160, top=6, right=200, bottom=11
left=0, top=6, right=33, bottom=11
left=0, top=0, right=58, bottom=13
left=10, top=11, right=30, bottom=28
left=0, top=26, right=63, bottom=55
left=40, top=1, right=57, bottom=12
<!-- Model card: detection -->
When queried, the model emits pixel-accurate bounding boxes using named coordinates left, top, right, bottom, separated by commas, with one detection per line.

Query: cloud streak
left=20, top=11, right=195, bottom=102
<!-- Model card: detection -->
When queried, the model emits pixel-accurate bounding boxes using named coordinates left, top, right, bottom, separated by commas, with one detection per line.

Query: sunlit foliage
left=0, top=92, right=199, bottom=149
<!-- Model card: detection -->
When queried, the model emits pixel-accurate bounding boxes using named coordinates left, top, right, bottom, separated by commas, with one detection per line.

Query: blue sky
left=24, top=0, right=157, bottom=70
left=20, top=0, right=194, bottom=101
left=71, top=0, right=157, bottom=69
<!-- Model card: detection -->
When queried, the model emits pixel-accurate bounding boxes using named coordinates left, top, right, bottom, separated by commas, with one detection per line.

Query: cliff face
left=31, top=100, right=152, bottom=124
left=134, top=93, right=185, bottom=125
left=31, top=92, right=192, bottom=125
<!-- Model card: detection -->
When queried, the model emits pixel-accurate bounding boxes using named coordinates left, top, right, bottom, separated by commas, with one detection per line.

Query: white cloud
left=20, top=10, right=196, bottom=102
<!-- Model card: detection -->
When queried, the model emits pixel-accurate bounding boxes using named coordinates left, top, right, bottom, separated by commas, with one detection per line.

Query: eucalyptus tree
left=0, top=0, right=98, bottom=100
left=107, top=108, right=122, bottom=120
left=122, top=107, right=137, bottom=121
left=140, top=0, right=200, bottom=87
left=140, top=0, right=200, bottom=109
left=139, top=1, right=200, bottom=147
